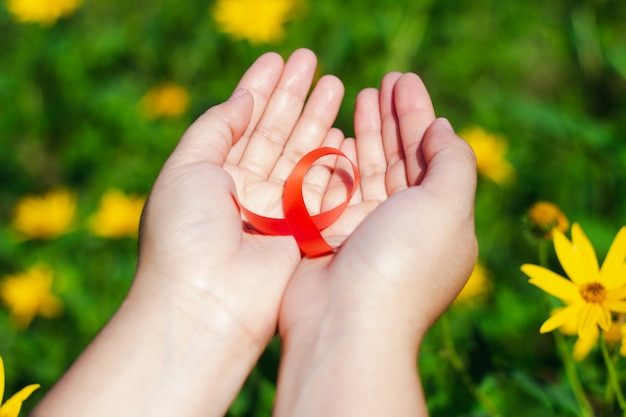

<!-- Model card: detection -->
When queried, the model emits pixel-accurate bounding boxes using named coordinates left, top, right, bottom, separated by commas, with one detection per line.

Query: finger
left=269, top=74, right=345, bottom=183
left=302, top=127, right=345, bottom=215
left=319, top=136, right=373, bottom=242
left=237, top=48, right=319, bottom=179
left=393, top=73, right=436, bottom=186
left=353, top=87, right=387, bottom=203
left=317, top=136, right=363, bottom=240
left=323, top=127, right=346, bottom=148
left=312, top=136, right=356, bottom=215
left=225, top=52, right=286, bottom=165
left=337, top=138, right=361, bottom=205
left=172, top=89, right=254, bottom=166
left=378, top=72, right=406, bottom=194
left=419, top=118, right=477, bottom=213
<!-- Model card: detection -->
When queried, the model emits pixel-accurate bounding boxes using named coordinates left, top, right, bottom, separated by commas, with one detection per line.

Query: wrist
left=33, top=270, right=265, bottom=417
left=275, top=313, right=426, bottom=417
left=281, top=287, right=427, bottom=355
left=124, top=285, right=262, bottom=412
left=281, top=308, right=422, bottom=371
left=127, top=267, right=267, bottom=363
left=131, top=261, right=272, bottom=351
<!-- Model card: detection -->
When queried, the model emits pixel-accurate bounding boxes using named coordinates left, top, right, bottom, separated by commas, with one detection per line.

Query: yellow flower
left=212, top=0, right=299, bottom=44
left=140, top=83, right=189, bottom=119
left=0, top=356, right=40, bottom=417
left=460, top=126, right=514, bottom=185
left=527, top=201, right=570, bottom=240
left=88, top=189, right=146, bottom=238
left=521, top=223, right=626, bottom=343
left=0, top=264, right=63, bottom=330
left=5, top=0, right=80, bottom=25
left=12, top=189, right=76, bottom=240
left=454, top=261, right=493, bottom=306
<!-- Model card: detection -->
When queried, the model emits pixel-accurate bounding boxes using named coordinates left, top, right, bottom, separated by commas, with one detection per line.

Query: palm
left=223, top=47, right=346, bottom=229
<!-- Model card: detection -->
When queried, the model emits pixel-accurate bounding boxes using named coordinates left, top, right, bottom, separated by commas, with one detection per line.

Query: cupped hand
left=279, top=71, right=478, bottom=348
left=134, top=48, right=345, bottom=350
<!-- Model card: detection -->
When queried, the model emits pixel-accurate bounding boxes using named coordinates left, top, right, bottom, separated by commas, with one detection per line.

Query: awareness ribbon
left=239, top=147, right=360, bottom=257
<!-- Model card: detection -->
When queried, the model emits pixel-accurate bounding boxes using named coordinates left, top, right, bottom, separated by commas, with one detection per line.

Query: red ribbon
left=239, top=147, right=360, bottom=257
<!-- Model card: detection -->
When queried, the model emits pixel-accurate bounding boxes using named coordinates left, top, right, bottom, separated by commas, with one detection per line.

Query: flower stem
left=538, top=240, right=595, bottom=417
left=538, top=240, right=550, bottom=270
left=600, top=335, right=626, bottom=416
left=604, top=372, right=616, bottom=417
left=552, top=327, right=596, bottom=417
left=439, top=314, right=502, bottom=417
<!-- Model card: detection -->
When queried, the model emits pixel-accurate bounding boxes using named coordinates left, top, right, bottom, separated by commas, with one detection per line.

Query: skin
left=30, top=48, right=477, bottom=417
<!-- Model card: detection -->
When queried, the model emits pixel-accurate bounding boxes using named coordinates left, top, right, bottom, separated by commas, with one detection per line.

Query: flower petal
left=1, top=383, right=40, bottom=417
left=577, top=303, right=595, bottom=337
left=521, top=264, right=581, bottom=302
left=604, top=299, right=626, bottom=313
left=598, top=304, right=612, bottom=331
left=601, top=227, right=626, bottom=283
left=608, top=284, right=626, bottom=301
left=604, top=260, right=626, bottom=291
left=540, top=303, right=582, bottom=333
left=572, top=329, right=599, bottom=361
left=0, top=356, right=4, bottom=405
left=553, top=227, right=588, bottom=285
left=577, top=303, right=610, bottom=336
left=553, top=307, right=577, bottom=335
left=572, top=223, right=600, bottom=281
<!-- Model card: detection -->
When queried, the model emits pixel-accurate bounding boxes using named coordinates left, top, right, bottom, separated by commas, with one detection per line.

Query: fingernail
left=437, top=117, right=455, bottom=132
left=228, top=88, right=247, bottom=101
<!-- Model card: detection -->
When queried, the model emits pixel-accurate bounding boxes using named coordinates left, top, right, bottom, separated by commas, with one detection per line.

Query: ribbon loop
left=239, top=147, right=360, bottom=257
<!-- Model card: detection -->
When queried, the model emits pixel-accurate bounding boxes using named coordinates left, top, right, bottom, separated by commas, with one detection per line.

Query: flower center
left=580, top=282, right=607, bottom=303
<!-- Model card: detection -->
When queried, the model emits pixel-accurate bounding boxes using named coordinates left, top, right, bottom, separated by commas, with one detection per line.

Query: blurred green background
left=1, top=0, right=626, bottom=415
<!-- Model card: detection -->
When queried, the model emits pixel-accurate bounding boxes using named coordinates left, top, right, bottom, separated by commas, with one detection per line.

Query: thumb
left=174, top=88, right=254, bottom=166
left=419, top=118, right=477, bottom=210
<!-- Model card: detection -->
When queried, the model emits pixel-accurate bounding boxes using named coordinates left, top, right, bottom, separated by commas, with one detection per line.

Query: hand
left=274, top=72, right=478, bottom=417
left=32, top=49, right=347, bottom=417
left=135, top=48, right=345, bottom=349
left=280, top=71, right=478, bottom=343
